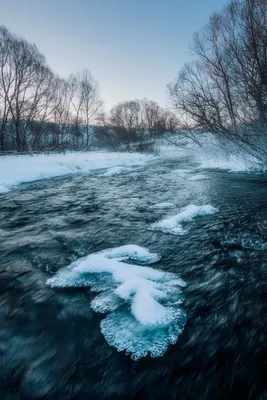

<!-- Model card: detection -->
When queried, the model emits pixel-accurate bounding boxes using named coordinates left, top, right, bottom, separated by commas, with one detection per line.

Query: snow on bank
left=198, top=156, right=255, bottom=172
left=150, top=204, right=218, bottom=235
left=0, top=152, right=156, bottom=193
left=47, top=245, right=186, bottom=360
left=193, top=145, right=263, bottom=172
left=158, top=139, right=264, bottom=172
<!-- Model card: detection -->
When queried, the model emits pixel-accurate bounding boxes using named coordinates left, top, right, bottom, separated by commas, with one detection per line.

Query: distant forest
left=0, top=26, right=176, bottom=154
left=1, top=0, right=267, bottom=162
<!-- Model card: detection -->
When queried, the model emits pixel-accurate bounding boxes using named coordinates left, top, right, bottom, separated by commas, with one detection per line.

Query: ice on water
left=100, top=244, right=161, bottom=264
left=47, top=245, right=186, bottom=360
left=150, top=204, right=218, bottom=235
left=101, top=307, right=187, bottom=361
left=187, top=174, right=210, bottom=181
left=171, top=169, right=192, bottom=175
left=102, top=166, right=134, bottom=176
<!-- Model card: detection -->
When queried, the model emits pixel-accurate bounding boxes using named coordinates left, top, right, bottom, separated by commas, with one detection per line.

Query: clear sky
left=0, top=0, right=229, bottom=110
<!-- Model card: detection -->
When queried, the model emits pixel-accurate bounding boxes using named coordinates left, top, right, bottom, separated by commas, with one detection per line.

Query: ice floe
left=100, top=244, right=161, bottom=264
left=187, top=175, right=210, bottom=181
left=47, top=245, right=186, bottom=360
left=150, top=204, right=218, bottom=235
left=102, top=166, right=134, bottom=176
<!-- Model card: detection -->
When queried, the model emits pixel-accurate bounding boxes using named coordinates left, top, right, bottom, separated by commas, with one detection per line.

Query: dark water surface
left=1, top=155, right=267, bottom=399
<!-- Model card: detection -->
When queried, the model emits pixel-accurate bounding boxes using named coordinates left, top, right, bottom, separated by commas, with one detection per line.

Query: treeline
left=0, top=26, right=102, bottom=152
left=0, top=26, right=176, bottom=153
left=2, top=0, right=267, bottom=160
left=96, top=100, right=178, bottom=152
left=169, top=0, right=267, bottom=162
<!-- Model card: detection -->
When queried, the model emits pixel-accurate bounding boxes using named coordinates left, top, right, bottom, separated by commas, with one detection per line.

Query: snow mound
left=150, top=204, right=218, bottom=235
left=150, top=202, right=176, bottom=209
left=187, top=175, right=210, bottom=181
left=100, top=244, right=161, bottom=264
left=0, top=152, right=155, bottom=193
left=102, top=166, right=134, bottom=176
left=47, top=245, right=186, bottom=360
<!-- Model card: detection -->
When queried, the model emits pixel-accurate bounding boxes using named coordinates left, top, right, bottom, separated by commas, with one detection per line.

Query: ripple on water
left=0, top=156, right=267, bottom=398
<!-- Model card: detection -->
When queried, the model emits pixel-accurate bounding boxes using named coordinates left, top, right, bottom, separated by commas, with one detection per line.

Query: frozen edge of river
left=0, top=151, right=156, bottom=194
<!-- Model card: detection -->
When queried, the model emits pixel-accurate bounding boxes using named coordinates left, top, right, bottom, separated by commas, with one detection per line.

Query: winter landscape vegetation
left=1, top=0, right=267, bottom=399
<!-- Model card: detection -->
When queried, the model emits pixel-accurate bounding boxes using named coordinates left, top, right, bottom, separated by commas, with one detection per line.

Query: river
left=0, top=153, right=267, bottom=399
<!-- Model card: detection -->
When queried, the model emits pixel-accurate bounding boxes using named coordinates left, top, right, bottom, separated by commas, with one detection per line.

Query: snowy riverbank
left=0, top=146, right=264, bottom=194
left=0, top=151, right=156, bottom=194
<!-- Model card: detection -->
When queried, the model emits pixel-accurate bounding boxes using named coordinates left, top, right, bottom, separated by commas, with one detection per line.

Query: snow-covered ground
left=0, top=152, right=156, bottom=194
left=0, top=141, right=263, bottom=195
left=159, top=139, right=264, bottom=172
left=196, top=154, right=260, bottom=172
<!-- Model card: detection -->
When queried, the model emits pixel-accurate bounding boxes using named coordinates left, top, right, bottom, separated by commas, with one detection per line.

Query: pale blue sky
left=0, top=0, right=228, bottom=109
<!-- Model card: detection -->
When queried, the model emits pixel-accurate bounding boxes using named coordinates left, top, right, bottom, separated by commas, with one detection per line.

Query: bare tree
left=96, top=99, right=176, bottom=151
left=78, top=70, right=102, bottom=149
left=169, top=0, right=267, bottom=161
left=0, top=26, right=56, bottom=151
left=0, top=26, right=103, bottom=153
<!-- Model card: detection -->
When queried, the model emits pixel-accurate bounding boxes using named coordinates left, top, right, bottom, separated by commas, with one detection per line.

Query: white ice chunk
left=91, top=291, right=124, bottom=313
left=100, top=244, right=161, bottom=264
left=102, top=166, right=134, bottom=176
left=47, top=245, right=186, bottom=360
left=100, top=307, right=187, bottom=360
left=115, top=277, right=166, bottom=302
left=131, top=289, right=177, bottom=326
left=150, top=202, right=176, bottom=209
left=150, top=204, right=218, bottom=235
left=115, top=277, right=174, bottom=326
left=187, top=175, right=210, bottom=181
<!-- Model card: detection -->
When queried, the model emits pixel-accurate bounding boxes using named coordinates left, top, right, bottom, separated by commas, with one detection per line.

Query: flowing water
left=0, top=154, right=267, bottom=399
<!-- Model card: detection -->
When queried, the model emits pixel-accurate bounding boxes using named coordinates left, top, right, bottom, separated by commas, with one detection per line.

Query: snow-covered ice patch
left=150, top=202, right=176, bottom=209
left=0, top=151, right=155, bottom=193
left=47, top=245, right=186, bottom=360
left=101, top=307, right=186, bottom=360
left=187, top=174, right=210, bottom=181
left=150, top=204, right=218, bottom=235
left=99, top=244, right=161, bottom=264
left=102, top=166, right=134, bottom=176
